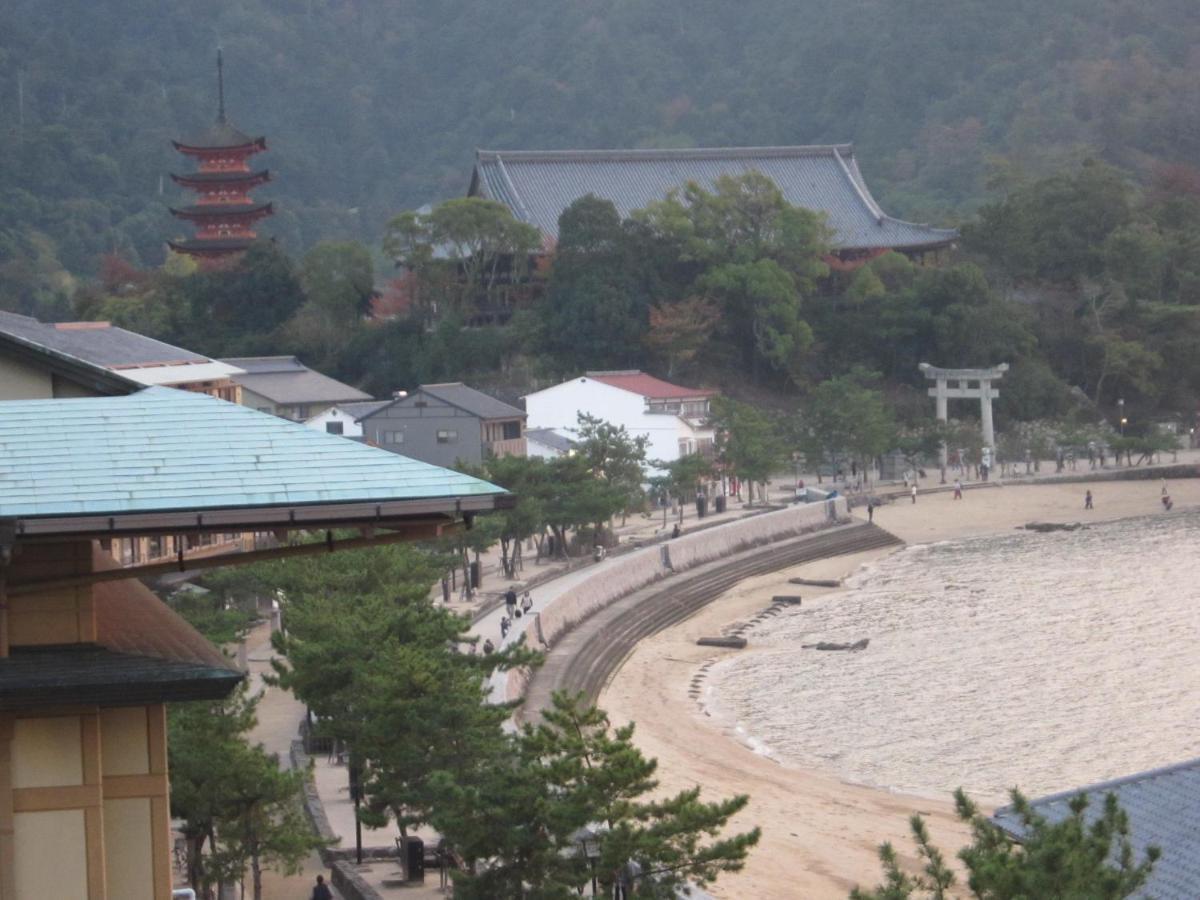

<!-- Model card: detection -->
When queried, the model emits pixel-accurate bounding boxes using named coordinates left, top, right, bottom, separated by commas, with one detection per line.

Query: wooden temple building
left=168, top=52, right=273, bottom=264
left=468, top=145, right=958, bottom=269
left=0, top=339, right=508, bottom=898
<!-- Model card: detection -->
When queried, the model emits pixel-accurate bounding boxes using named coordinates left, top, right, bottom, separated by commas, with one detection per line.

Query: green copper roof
left=0, top=387, right=505, bottom=519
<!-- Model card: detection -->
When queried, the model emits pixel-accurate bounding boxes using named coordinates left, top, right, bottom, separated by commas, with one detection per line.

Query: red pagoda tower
left=168, top=51, right=273, bottom=262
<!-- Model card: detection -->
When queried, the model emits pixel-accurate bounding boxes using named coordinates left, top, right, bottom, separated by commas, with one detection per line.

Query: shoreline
left=599, top=479, right=1200, bottom=899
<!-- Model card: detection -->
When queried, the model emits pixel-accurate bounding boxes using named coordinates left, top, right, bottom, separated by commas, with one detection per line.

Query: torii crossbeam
left=919, top=363, right=1009, bottom=468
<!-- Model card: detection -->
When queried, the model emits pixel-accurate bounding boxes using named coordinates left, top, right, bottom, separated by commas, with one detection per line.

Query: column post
left=980, top=382, right=996, bottom=449
left=935, top=378, right=948, bottom=471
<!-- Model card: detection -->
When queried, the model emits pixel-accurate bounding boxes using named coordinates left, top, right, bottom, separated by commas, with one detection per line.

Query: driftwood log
left=771, top=595, right=803, bottom=605
left=788, top=577, right=842, bottom=588
left=697, top=636, right=748, bottom=649
left=802, top=638, right=869, bottom=652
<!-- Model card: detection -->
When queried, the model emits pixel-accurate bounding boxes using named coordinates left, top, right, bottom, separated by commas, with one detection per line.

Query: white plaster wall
left=12, top=716, right=83, bottom=787
left=100, top=707, right=149, bottom=777
left=0, top=355, right=53, bottom=400
left=525, top=378, right=702, bottom=464
left=14, top=808, right=88, bottom=899
left=104, top=797, right=155, bottom=900
left=304, top=405, right=366, bottom=438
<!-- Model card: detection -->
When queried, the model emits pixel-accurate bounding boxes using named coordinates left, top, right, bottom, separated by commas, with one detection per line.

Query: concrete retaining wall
left=509, top=499, right=847, bottom=701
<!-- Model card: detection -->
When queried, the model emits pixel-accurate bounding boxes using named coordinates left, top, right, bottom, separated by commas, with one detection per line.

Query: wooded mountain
left=2, top=0, right=1198, bottom=286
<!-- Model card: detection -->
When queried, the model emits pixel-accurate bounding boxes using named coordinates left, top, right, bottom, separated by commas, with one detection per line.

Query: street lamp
left=574, top=827, right=601, bottom=897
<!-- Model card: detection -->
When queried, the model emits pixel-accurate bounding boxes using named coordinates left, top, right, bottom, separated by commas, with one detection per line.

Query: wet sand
left=600, top=478, right=1200, bottom=899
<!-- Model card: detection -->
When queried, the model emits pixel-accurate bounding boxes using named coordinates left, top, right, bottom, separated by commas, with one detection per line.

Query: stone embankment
left=505, top=499, right=852, bottom=702
left=519, top=518, right=901, bottom=718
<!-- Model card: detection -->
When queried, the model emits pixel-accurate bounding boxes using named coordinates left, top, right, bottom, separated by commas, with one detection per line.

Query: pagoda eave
left=170, top=169, right=271, bottom=189
left=171, top=136, right=267, bottom=156
left=168, top=238, right=256, bottom=257
left=169, top=202, right=274, bottom=222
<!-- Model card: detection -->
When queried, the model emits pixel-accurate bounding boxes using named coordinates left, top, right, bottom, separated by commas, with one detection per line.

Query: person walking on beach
left=1085, top=489, right=1094, bottom=510
left=911, top=484, right=918, bottom=504
left=953, top=479, right=963, bottom=500
left=311, top=874, right=333, bottom=900
left=504, top=586, right=518, bottom=617
left=867, top=500, right=875, bottom=523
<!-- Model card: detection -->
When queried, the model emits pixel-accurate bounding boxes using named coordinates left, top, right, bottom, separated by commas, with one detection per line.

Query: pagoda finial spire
left=216, top=48, right=226, bottom=124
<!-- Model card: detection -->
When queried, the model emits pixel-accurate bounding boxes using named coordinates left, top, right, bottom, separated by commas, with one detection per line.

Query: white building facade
left=523, top=371, right=715, bottom=467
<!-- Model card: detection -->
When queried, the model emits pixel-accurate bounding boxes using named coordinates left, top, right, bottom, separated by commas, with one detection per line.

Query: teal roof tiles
left=0, top=387, right=505, bottom=520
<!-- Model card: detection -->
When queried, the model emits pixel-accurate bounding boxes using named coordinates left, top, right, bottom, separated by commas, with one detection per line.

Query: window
left=382, top=431, right=404, bottom=444
left=326, top=421, right=344, bottom=435
left=501, top=421, right=521, bottom=440
left=437, top=429, right=458, bottom=444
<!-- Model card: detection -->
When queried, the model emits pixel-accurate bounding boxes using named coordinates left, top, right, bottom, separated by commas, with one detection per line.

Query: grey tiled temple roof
left=992, top=757, right=1200, bottom=899
left=470, top=146, right=957, bottom=252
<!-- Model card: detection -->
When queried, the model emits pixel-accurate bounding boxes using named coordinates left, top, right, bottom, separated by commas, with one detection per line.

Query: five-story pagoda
left=169, top=51, right=272, bottom=263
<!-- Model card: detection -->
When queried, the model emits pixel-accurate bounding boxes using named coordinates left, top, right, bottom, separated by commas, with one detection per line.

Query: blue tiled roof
left=0, top=387, right=504, bottom=519
left=992, top=757, right=1200, bottom=899
left=471, top=146, right=957, bottom=251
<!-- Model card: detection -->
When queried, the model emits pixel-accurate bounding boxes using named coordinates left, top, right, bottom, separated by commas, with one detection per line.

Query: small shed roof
left=992, top=757, right=1200, bottom=899
left=0, top=386, right=506, bottom=534
left=470, top=145, right=957, bottom=251
left=221, top=356, right=372, bottom=405
left=526, top=428, right=574, bottom=454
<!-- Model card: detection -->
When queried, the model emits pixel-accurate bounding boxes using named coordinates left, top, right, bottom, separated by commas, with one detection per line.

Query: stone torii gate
left=919, top=362, right=1008, bottom=468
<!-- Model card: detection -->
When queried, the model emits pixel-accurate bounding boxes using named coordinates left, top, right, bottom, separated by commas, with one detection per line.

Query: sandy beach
left=600, top=477, right=1200, bottom=899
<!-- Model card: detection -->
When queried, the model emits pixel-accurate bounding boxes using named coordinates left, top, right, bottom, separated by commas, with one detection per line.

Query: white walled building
left=523, top=371, right=716, bottom=467
left=305, top=399, right=389, bottom=438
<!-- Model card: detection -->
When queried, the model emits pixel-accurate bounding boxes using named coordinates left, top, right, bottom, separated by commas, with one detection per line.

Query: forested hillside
left=2, top=0, right=1199, bottom=289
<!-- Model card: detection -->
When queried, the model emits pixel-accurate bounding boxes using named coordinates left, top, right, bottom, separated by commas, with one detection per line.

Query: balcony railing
left=486, top=437, right=527, bottom=458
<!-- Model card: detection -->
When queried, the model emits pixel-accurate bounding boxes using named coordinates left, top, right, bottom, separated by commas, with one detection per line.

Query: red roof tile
left=585, top=370, right=715, bottom=400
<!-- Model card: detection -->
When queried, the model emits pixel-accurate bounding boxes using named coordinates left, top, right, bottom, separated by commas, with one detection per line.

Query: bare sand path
left=600, top=478, right=1200, bottom=899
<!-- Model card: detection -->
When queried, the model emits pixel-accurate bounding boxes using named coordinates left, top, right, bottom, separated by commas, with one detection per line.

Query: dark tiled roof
left=0, top=646, right=242, bottom=709
left=471, top=146, right=957, bottom=251
left=416, top=383, right=525, bottom=420
left=169, top=202, right=273, bottom=219
left=173, top=119, right=265, bottom=152
left=170, top=169, right=270, bottom=186
left=222, top=356, right=309, bottom=374
left=0, top=311, right=208, bottom=367
left=168, top=237, right=256, bottom=255
left=526, top=428, right=573, bottom=453
left=337, top=400, right=389, bottom=420
left=220, top=356, right=371, bottom=405
left=0, top=548, right=242, bottom=709
left=992, top=758, right=1200, bottom=899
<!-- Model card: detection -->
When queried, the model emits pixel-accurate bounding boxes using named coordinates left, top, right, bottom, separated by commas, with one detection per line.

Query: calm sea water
left=704, top=511, right=1200, bottom=801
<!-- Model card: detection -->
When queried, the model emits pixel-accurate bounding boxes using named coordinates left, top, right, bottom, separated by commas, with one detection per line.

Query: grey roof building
left=469, top=145, right=957, bottom=256
left=359, top=382, right=527, bottom=468
left=992, top=757, right=1200, bottom=899
left=221, top=355, right=372, bottom=421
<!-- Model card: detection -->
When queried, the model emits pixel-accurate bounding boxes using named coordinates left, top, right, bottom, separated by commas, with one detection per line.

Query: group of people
left=498, top=586, right=534, bottom=640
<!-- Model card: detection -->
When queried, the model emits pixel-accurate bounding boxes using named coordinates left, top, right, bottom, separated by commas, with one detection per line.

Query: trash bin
left=468, top=561, right=481, bottom=590
left=714, top=495, right=726, bottom=513
left=400, top=836, right=425, bottom=882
